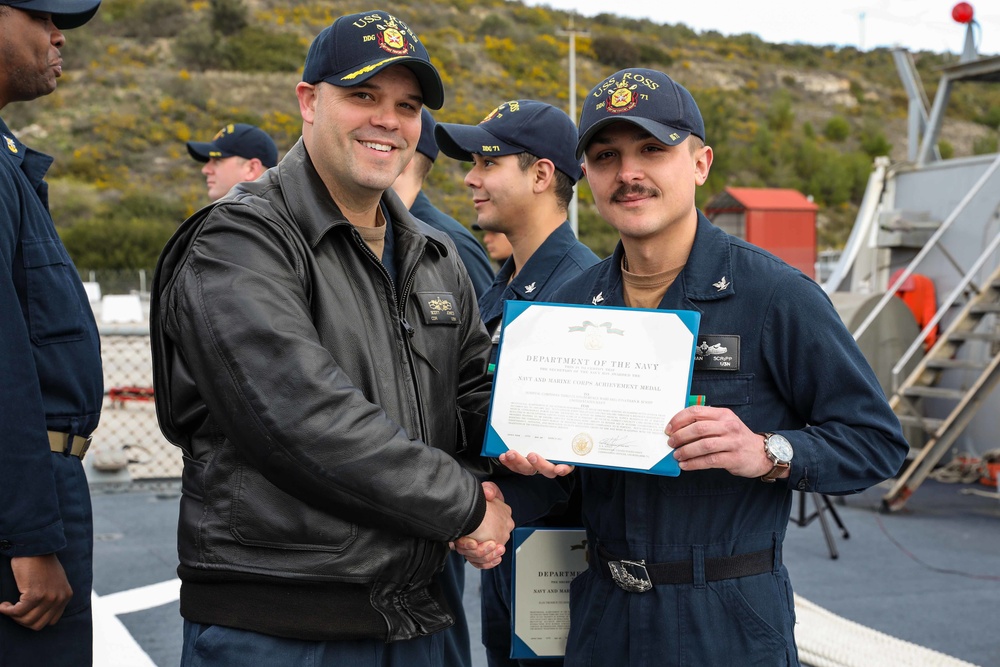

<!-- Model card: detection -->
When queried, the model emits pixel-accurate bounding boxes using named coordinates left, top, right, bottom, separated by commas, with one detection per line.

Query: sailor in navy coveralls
left=493, top=68, right=908, bottom=666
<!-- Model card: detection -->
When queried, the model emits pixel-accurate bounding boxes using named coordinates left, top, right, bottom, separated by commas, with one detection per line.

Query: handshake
left=452, top=451, right=575, bottom=569
left=451, top=481, right=514, bottom=570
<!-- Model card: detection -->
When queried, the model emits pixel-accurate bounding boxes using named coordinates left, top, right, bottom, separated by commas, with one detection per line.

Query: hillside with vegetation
left=4, top=0, right=999, bottom=274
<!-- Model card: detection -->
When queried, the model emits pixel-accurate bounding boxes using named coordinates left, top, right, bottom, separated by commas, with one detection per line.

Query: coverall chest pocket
left=691, top=373, right=753, bottom=422
left=22, top=237, right=86, bottom=345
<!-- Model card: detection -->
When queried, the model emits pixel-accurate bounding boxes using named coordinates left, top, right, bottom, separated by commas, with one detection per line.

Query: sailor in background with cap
left=392, top=108, right=495, bottom=298
left=436, top=100, right=598, bottom=667
left=151, top=9, right=512, bottom=666
left=186, top=123, right=278, bottom=202
left=494, top=69, right=908, bottom=665
left=0, top=1, right=104, bottom=665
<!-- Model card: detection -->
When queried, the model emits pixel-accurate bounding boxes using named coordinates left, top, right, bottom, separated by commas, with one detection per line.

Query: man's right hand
left=453, top=481, right=513, bottom=570
left=0, top=554, right=73, bottom=631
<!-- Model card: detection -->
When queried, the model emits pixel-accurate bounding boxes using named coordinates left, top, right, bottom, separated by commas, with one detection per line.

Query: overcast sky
left=526, top=0, right=1000, bottom=56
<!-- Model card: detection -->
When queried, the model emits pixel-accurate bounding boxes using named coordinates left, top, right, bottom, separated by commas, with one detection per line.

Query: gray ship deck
left=91, top=477, right=1000, bottom=666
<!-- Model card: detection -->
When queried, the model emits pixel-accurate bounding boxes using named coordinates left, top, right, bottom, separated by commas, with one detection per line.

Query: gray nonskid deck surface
left=92, top=479, right=1000, bottom=667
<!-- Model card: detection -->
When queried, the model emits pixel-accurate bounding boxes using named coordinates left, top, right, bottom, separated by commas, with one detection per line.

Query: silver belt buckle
left=608, top=558, right=652, bottom=593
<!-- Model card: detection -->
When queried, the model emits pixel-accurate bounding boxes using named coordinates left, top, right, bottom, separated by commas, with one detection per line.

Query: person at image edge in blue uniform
left=437, top=100, right=599, bottom=667
left=469, top=68, right=909, bottom=666
left=0, top=1, right=104, bottom=666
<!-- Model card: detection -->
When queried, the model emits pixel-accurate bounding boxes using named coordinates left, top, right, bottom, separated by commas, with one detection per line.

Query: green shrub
left=823, top=116, right=851, bottom=142
left=972, top=135, right=999, bottom=155
left=60, top=217, right=177, bottom=270
left=223, top=28, right=306, bottom=72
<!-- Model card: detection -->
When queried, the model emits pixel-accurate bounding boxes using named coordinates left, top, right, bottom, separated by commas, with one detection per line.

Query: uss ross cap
left=301, top=10, right=444, bottom=110
left=576, top=68, right=705, bottom=158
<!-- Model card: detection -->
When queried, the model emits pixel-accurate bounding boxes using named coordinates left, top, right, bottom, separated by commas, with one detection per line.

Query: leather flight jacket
left=151, top=139, right=494, bottom=642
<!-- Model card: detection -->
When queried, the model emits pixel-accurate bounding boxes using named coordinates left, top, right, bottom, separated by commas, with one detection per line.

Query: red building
left=704, top=187, right=819, bottom=278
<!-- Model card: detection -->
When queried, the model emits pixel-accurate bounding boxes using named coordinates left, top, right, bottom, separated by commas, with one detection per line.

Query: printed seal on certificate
left=571, top=432, right=594, bottom=456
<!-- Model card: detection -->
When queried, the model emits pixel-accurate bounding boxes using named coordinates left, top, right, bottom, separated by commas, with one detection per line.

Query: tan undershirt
left=354, top=207, right=388, bottom=258
left=621, top=255, right=683, bottom=309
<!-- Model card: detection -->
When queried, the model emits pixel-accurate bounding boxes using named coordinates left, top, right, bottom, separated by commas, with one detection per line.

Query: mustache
left=611, top=183, right=660, bottom=202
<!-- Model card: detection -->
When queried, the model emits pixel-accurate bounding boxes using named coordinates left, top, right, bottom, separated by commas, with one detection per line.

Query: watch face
left=766, top=434, right=793, bottom=462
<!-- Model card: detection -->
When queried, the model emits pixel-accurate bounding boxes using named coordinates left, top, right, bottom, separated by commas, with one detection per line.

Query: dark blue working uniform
left=0, top=120, right=102, bottom=666
left=479, top=220, right=599, bottom=667
left=548, top=214, right=907, bottom=666
left=408, top=191, right=494, bottom=667
left=411, top=191, right=494, bottom=299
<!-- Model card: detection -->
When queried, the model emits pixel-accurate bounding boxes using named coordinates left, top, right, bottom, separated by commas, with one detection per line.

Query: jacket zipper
left=352, top=231, right=435, bottom=597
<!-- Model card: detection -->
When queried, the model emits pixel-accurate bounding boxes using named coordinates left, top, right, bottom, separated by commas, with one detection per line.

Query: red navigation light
left=952, top=2, right=974, bottom=24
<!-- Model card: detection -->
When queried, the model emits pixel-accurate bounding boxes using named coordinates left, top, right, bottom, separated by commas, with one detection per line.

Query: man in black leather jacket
left=150, top=10, right=513, bottom=666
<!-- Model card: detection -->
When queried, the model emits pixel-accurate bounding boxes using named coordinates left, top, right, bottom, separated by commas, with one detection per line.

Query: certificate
left=511, top=527, right=588, bottom=659
left=482, top=301, right=700, bottom=476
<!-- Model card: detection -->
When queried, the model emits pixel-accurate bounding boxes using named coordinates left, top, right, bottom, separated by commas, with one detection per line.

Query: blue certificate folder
left=482, top=300, right=700, bottom=477
left=510, top=527, right=588, bottom=659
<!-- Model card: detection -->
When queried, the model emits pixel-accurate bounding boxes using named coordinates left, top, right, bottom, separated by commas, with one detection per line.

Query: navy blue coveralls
left=547, top=214, right=908, bottom=666
left=408, top=190, right=494, bottom=667
left=410, top=191, right=494, bottom=299
left=0, top=120, right=103, bottom=667
left=479, top=220, right=599, bottom=667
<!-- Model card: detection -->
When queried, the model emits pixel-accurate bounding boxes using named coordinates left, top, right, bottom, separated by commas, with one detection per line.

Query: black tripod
left=789, top=491, right=849, bottom=559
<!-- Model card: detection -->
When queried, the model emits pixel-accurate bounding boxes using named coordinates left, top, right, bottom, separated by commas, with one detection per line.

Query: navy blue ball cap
left=302, top=10, right=444, bottom=110
left=1, top=0, right=101, bottom=29
left=435, top=100, right=583, bottom=183
left=576, top=68, right=705, bottom=158
left=186, top=123, right=278, bottom=168
left=416, top=108, right=438, bottom=162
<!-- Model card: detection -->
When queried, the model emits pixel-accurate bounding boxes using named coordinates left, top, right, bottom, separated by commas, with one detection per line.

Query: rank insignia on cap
left=607, top=83, right=638, bottom=114
left=4, top=136, right=17, bottom=154
left=377, top=16, right=411, bottom=56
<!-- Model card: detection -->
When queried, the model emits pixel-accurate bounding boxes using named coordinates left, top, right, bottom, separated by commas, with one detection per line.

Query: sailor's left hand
left=666, top=406, right=773, bottom=479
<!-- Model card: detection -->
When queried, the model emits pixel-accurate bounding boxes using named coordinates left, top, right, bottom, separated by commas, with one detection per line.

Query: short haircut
left=413, top=152, right=434, bottom=184
left=516, top=152, right=574, bottom=211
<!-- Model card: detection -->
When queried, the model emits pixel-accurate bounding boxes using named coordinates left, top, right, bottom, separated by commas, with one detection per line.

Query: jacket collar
left=591, top=211, right=735, bottom=309
left=494, top=220, right=579, bottom=301
left=677, top=212, right=736, bottom=303
left=272, top=139, right=447, bottom=259
left=0, top=117, right=54, bottom=193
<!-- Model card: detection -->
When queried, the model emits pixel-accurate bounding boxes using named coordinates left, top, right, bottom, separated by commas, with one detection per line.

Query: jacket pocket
left=22, top=237, right=86, bottom=345
left=229, top=462, right=357, bottom=552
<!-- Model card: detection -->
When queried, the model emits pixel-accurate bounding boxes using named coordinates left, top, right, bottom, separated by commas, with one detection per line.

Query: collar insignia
left=4, top=135, right=17, bottom=154
left=523, top=281, right=537, bottom=293
left=592, top=292, right=605, bottom=305
left=713, top=277, right=730, bottom=292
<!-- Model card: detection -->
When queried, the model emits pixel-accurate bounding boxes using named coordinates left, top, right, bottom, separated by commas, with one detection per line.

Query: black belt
left=597, top=545, right=775, bottom=592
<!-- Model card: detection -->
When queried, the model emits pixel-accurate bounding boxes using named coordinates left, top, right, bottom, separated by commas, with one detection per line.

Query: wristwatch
left=760, top=432, right=793, bottom=482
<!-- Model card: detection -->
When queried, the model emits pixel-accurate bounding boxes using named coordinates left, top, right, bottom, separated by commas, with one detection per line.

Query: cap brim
left=16, top=0, right=102, bottom=29
left=331, top=57, right=444, bottom=110
left=186, top=141, right=228, bottom=163
left=576, top=117, right=691, bottom=158
left=434, top=123, right=523, bottom=163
